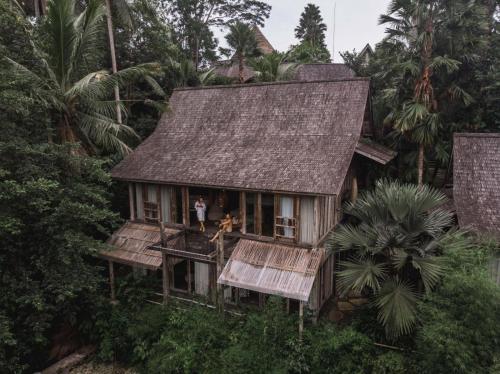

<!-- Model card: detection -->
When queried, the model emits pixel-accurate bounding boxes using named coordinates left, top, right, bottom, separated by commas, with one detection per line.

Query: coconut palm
left=225, top=21, right=259, bottom=83
left=103, top=0, right=133, bottom=124
left=7, top=0, right=162, bottom=155
left=247, top=52, right=299, bottom=82
left=328, top=179, right=462, bottom=339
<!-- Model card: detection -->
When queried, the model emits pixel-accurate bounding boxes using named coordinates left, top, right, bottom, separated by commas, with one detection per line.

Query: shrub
left=413, top=241, right=500, bottom=374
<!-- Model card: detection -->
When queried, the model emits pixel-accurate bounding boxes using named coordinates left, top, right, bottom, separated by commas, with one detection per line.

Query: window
left=144, top=185, right=159, bottom=223
left=275, top=195, right=297, bottom=240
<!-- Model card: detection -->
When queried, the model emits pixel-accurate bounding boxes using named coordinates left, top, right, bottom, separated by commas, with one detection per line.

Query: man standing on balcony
left=195, top=197, right=207, bottom=232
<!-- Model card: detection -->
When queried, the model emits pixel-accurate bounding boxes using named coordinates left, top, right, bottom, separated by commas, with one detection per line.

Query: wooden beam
left=109, top=260, right=116, bottom=302
left=128, top=183, right=135, bottom=221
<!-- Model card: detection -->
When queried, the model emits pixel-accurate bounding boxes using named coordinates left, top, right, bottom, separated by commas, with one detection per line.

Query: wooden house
left=101, top=78, right=395, bottom=318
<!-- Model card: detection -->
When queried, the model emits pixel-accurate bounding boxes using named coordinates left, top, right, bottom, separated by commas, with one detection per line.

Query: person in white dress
left=194, top=197, right=207, bottom=232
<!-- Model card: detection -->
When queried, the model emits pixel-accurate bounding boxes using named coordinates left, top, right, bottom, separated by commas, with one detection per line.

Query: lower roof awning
left=218, top=239, right=323, bottom=302
left=99, top=222, right=180, bottom=270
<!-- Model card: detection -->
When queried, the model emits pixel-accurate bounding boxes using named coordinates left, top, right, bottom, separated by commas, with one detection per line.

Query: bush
left=308, top=325, right=375, bottom=373
left=413, top=241, right=500, bottom=374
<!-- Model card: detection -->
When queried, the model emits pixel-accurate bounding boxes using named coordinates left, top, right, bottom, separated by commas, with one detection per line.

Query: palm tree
left=247, top=52, right=299, bottom=82
left=328, top=179, right=461, bottom=339
left=7, top=0, right=161, bottom=155
left=379, top=1, right=469, bottom=186
left=225, top=21, right=259, bottom=83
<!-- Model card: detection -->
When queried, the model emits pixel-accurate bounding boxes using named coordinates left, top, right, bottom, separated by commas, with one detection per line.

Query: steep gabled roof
left=453, top=133, right=500, bottom=238
left=252, top=26, right=275, bottom=55
left=293, top=63, right=355, bottom=81
left=112, top=78, right=370, bottom=195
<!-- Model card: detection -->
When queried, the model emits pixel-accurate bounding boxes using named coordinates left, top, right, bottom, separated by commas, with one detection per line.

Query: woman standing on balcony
left=195, top=197, right=207, bottom=232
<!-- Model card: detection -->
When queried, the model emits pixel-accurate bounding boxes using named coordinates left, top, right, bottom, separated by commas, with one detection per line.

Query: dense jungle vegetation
left=0, top=0, right=499, bottom=372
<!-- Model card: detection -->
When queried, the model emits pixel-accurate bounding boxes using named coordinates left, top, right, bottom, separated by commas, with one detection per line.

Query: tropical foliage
left=342, top=0, right=499, bottom=185
left=248, top=51, right=298, bottom=82
left=167, top=0, right=271, bottom=69
left=1, top=0, right=499, bottom=372
left=330, top=179, right=462, bottom=339
left=8, top=0, right=163, bottom=156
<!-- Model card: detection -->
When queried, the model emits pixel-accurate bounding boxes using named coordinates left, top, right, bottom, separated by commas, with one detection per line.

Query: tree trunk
left=238, top=52, right=244, bottom=84
left=417, top=143, right=425, bottom=186
left=104, top=0, right=122, bottom=124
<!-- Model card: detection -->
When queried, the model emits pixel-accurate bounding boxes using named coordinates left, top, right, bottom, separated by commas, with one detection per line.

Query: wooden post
left=181, top=186, right=190, bottom=227
left=351, top=174, right=358, bottom=202
left=187, top=260, right=192, bottom=295
left=313, top=196, right=320, bottom=245
left=109, top=260, right=116, bottom=303
left=256, top=193, right=262, bottom=235
left=160, top=222, right=170, bottom=304
left=299, top=301, right=304, bottom=340
left=217, top=231, right=225, bottom=312
left=240, top=192, right=246, bottom=234
left=162, top=250, right=170, bottom=305
left=128, top=184, right=135, bottom=221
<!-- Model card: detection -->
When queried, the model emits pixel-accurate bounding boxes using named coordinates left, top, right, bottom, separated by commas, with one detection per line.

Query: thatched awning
left=453, top=133, right=500, bottom=238
left=218, top=239, right=323, bottom=301
left=355, top=139, right=397, bottom=165
left=99, top=222, right=180, bottom=270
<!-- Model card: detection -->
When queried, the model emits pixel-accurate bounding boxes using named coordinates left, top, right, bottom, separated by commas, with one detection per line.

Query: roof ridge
left=454, top=132, right=500, bottom=138
left=174, top=77, right=370, bottom=92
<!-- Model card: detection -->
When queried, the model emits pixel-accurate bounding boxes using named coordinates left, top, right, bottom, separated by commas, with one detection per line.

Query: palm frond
left=337, top=259, right=387, bottom=294
left=375, top=279, right=418, bottom=339
left=410, top=255, right=446, bottom=292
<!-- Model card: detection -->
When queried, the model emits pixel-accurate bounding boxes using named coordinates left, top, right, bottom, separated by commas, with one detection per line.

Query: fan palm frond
left=337, top=259, right=387, bottom=294
left=375, top=279, right=418, bottom=339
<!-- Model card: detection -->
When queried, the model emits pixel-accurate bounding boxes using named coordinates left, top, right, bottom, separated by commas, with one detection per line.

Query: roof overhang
left=355, top=139, right=397, bottom=165
left=218, top=239, right=323, bottom=301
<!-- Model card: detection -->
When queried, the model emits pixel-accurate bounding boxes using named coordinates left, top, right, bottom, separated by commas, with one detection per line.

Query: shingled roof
left=453, top=133, right=500, bottom=238
left=112, top=78, right=370, bottom=195
left=293, top=64, right=355, bottom=81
